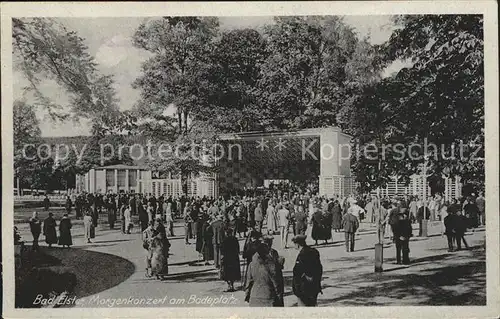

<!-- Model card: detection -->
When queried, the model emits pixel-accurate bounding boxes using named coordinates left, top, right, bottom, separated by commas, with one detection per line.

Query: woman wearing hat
left=43, top=212, right=57, bottom=248
left=245, top=242, right=282, bottom=307
left=220, top=227, right=241, bottom=292
left=58, top=213, right=73, bottom=248
left=292, top=234, right=323, bottom=306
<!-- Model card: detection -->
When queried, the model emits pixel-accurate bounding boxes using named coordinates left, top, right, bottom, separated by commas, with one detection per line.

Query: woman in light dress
left=83, top=211, right=93, bottom=243
left=124, top=205, right=132, bottom=234
left=266, top=204, right=278, bottom=234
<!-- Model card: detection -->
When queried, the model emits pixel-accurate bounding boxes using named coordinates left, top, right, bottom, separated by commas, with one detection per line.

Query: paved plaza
left=16, top=218, right=486, bottom=308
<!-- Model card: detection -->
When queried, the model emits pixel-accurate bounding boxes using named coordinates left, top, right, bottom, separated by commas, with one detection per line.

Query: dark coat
left=295, top=211, right=308, bottom=235
left=311, top=211, right=325, bottom=241
left=201, top=221, right=214, bottom=261
left=331, top=204, right=343, bottom=230
left=246, top=253, right=281, bottom=307
left=220, top=235, right=241, bottom=282
left=29, top=218, right=42, bottom=237
left=444, top=214, right=456, bottom=236
left=292, top=245, right=323, bottom=298
left=393, top=217, right=413, bottom=240
left=196, top=216, right=207, bottom=253
left=43, top=216, right=57, bottom=244
left=58, top=217, right=73, bottom=246
left=455, top=215, right=469, bottom=235
left=464, top=203, right=479, bottom=228
left=342, top=213, right=359, bottom=233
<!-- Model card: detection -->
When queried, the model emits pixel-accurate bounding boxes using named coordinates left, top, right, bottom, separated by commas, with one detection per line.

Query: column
left=114, top=169, right=118, bottom=193
left=137, top=169, right=140, bottom=192
left=125, top=169, right=129, bottom=192
left=395, top=176, right=398, bottom=194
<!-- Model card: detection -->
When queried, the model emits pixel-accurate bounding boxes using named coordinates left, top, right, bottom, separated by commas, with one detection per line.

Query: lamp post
left=421, top=154, right=430, bottom=237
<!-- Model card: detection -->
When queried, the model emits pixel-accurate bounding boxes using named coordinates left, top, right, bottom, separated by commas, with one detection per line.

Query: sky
left=13, top=16, right=404, bottom=137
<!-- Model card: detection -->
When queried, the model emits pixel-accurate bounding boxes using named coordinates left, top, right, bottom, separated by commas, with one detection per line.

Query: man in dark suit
left=342, top=208, right=360, bottom=252
left=292, top=235, right=323, bottom=306
left=211, top=214, right=226, bottom=268
left=393, top=211, right=413, bottom=264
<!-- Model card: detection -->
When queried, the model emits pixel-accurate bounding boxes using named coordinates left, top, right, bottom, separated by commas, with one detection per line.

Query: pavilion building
left=75, top=127, right=462, bottom=201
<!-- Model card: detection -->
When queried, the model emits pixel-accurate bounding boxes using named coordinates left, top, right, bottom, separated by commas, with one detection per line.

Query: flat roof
left=218, top=127, right=351, bottom=140
left=96, top=164, right=149, bottom=170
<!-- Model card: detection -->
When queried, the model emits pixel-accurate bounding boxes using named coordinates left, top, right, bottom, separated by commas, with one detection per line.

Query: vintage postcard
left=1, top=1, right=499, bottom=318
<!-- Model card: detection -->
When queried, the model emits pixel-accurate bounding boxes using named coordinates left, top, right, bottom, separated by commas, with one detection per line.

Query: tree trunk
left=183, top=110, right=189, bottom=135
left=178, top=111, right=183, bottom=134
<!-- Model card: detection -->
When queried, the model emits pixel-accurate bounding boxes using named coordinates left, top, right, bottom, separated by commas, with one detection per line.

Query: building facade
left=76, top=128, right=463, bottom=200
left=76, top=165, right=216, bottom=198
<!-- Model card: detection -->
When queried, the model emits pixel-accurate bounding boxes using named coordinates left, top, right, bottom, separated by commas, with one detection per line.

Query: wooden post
left=375, top=243, right=384, bottom=272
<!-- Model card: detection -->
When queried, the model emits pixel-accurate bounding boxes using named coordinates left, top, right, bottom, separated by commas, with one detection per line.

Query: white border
left=2, top=1, right=498, bottom=318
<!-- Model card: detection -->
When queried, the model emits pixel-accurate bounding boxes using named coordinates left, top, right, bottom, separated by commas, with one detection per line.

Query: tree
left=132, top=17, right=220, bottom=135
left=12, top=18, right=121, bottom=126
left=258, top=16, right=358, bottom=129
left=195, top=28, right=270, bottom=132
left=132, top=17, right=221, bottom=193
left=346, top=15, right=484, bottom=194
left=385, top=15, right=484, bottom=192
left=13, top=100, right=43, bottom=191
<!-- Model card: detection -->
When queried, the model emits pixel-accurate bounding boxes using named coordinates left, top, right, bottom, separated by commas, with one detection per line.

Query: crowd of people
left=23, top=187, right=485, bottom=307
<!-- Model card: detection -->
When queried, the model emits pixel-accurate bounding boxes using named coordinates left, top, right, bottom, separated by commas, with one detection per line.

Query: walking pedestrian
left=83, top=211, right=93, bottom=243
left=331, top=200, right=342, bottom=233
left=455, top=210, right=470, bottom=250
left=254, top=203, right=264, bottom=233
left=220, top=227, right=241, bottom=292
left=165, top=202, right=174, bottom=236
left=142, top=220, right=155, bottom=277
left=200, top=214, right=214, bottom=265
left=245, top=242, right=282, bottom=307
left=65, top=196, right=72, bottom=215
left=43, top=212, right=57, bottom=248
left=43, top=195, right=50, bottom=212
left=266, top=203, right=278, bottom=234
left=464, top=197, right=480, bottom=230
left=444, top=209, right=456, bottom=252
left=150, top=218, right=171, bottom=280
left=211, top=214, right=225, bottom=269
left=58, top=213, right=73, bottom=248
left=29, top=212, right=41, bottom=251
left=124, top=205, right=132, bottom=234
left=291, top=234, right=323, bottom=306
left=476, top=192, right=485, bottom=226
left=277, top=204, right=290, bottom=248
left=387, top=202, right=400, bottom=242
left=263, top=235, right=285, bottom=307
left=342, top=207, right=359, bottom=252
left=295, top=205, right=308, bottom=236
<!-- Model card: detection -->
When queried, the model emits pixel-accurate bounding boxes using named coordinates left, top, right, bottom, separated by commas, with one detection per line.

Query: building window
left=117, top=170, right=126, bottom=187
